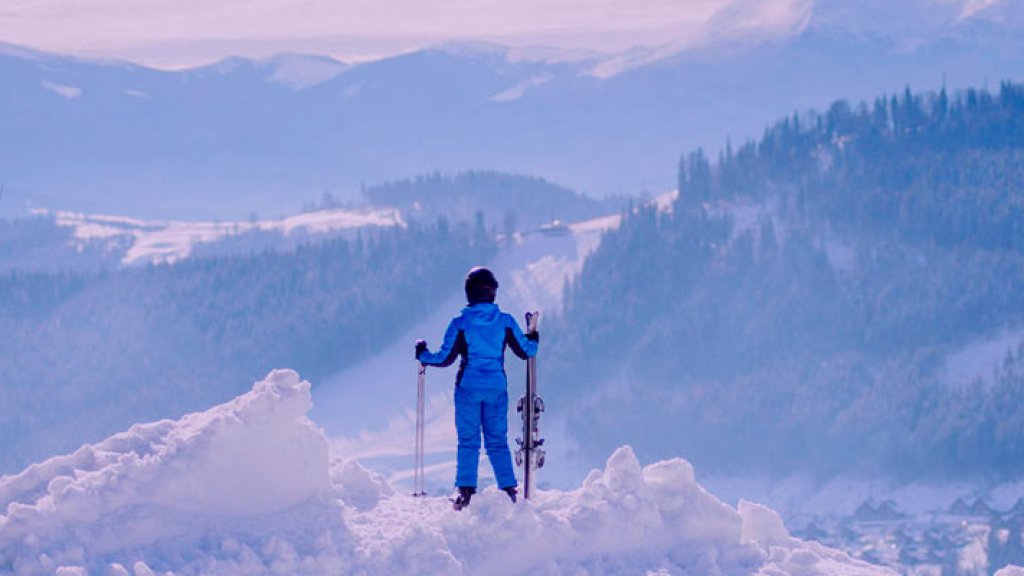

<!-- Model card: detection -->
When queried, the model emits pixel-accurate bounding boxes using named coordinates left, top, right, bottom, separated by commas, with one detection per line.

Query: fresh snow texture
left=1, top=370, right=893, bottom=576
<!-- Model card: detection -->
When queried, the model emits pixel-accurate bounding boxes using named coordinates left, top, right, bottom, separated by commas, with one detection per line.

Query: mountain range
left=0, top=0, right=1021, bottom=219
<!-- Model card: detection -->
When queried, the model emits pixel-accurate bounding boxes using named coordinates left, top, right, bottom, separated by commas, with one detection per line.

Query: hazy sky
left=0, top=0, right=816, bottom=68
left=0, top=0, right=1005, bottom=68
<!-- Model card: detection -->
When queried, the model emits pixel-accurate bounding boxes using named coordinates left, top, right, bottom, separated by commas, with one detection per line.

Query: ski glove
left=526, top=331, right=539, bottom=343
left=415, top=339, right=428, bottom=360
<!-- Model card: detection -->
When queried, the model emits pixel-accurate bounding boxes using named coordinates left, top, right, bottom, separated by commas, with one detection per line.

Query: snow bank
left=0, top=370, right=337, bottom=575
left=1, top=370, right=893, bottom=575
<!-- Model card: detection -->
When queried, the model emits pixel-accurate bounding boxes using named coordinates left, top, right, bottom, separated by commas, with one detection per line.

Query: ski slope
left=311, top=197, right=637, bottom=492
left=0, top=369, right=899, bottom=576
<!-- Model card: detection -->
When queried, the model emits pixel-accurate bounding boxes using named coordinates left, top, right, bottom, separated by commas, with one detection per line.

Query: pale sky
left=0, top=0, right=817, bottom=68
left=0, top=0, right=1005, bottom=68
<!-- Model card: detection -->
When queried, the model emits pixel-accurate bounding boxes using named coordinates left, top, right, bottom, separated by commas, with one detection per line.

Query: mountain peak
left=428, top=40, right=511, bottom=59
left=808, top=0, right=1015, bottom=38
left=180, top=52, right=349, bottom=90
left=260, top=53, right=349, bottom=90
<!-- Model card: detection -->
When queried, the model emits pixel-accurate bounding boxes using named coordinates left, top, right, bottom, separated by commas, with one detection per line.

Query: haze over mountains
left=1, top=0, right=1020, bottom=219
left=4, top=2, right=1024, bottom=570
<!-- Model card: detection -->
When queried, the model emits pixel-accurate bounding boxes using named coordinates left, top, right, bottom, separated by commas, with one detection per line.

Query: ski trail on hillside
left=312, top=226, right=612, bottom=493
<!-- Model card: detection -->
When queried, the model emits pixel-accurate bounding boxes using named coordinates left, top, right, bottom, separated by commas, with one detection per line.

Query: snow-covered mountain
left=1, top=0, right=1020, bottom=219
left=0, top=369, right=896, bottom=575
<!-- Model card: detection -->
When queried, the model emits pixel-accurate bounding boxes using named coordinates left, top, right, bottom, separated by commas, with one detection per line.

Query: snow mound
left=1, top=371, right=893, bottom=575
left=0, top=370, right=338, bottom=575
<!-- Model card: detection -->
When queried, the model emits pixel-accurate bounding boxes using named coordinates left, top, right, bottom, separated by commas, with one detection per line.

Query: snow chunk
left=149, top=369, right=330, bottom=515
left=996, top=566, right=1024, bottom=576
left=604, top=444, right=644, bottom=492
left=346, top=442, right=892, bottom=575
left=330, top=458, right=393, bottom=512
left=739, top=499, right=795, bottom=546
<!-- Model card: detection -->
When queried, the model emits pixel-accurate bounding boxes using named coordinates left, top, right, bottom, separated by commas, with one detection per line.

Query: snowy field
left=1, top=370, right=900, bottom=576
left=31, top=206, right=404, bottom=266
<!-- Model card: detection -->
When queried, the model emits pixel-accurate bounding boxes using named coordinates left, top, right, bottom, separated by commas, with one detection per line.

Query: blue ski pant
left=454, top=386, right=517, bottom=489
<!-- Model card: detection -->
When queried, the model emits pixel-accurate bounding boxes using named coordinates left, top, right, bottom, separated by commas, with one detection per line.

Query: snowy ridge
left=1, top=370, right=892, bottom=575
left=261, top=54, right=349, bottom=91
left=32, top=206, right=405, bottom=266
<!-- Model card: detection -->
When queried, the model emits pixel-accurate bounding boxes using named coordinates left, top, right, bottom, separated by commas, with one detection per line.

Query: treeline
left=0, top=216, right=126, bottom=272
left=678, top=81, right=1024, bottom=250
left=363, top=170, right=619, bottom=233
left=0, top=219, right=494, bottom=473
left=548, top=81, right=1024, bottom=478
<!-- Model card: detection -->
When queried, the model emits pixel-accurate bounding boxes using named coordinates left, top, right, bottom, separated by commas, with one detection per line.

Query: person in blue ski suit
left=416, top=267, right=538, bottom=510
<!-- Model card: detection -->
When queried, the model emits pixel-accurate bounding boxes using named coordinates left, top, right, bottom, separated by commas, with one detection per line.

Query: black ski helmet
left=465, top=266, right=499, bottom=304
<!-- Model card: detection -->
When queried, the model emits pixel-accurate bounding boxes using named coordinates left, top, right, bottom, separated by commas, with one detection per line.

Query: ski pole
left=413, top=363, right=427, bottom=497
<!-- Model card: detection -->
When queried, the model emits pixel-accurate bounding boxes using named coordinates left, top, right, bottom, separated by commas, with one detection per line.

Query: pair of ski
left=412, top=312, right=544, bottom=507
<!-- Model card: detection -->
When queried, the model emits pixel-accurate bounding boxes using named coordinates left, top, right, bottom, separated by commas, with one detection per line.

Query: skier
left=416, top=267, right=539, bottom=510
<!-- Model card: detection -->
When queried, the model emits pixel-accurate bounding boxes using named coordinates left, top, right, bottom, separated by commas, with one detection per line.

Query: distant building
left=539, top=219, right=570, bottom=236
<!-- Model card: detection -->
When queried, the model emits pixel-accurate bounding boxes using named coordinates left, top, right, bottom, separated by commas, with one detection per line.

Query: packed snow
left=32, top=207, right=405, bottom=266
left=1, top=370, right=898, bottom=576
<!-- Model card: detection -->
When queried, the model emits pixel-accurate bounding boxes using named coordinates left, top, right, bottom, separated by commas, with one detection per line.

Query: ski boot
left=450, top=486, right=475, bottom=511
left=503, top=486, right=518, bottom=503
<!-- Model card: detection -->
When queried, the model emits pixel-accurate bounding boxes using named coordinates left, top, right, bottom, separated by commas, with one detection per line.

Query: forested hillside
left=0, top=219, right=493, bottom=472
left=363, top=171, right=618, bottom=233
left=0, top=216, right=126, bottom=272
left=549, top=82, right=1024, bottom=478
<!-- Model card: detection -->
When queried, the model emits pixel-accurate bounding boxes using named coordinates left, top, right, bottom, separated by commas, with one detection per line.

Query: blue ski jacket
left=418, top=303, right=538, bottom=389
